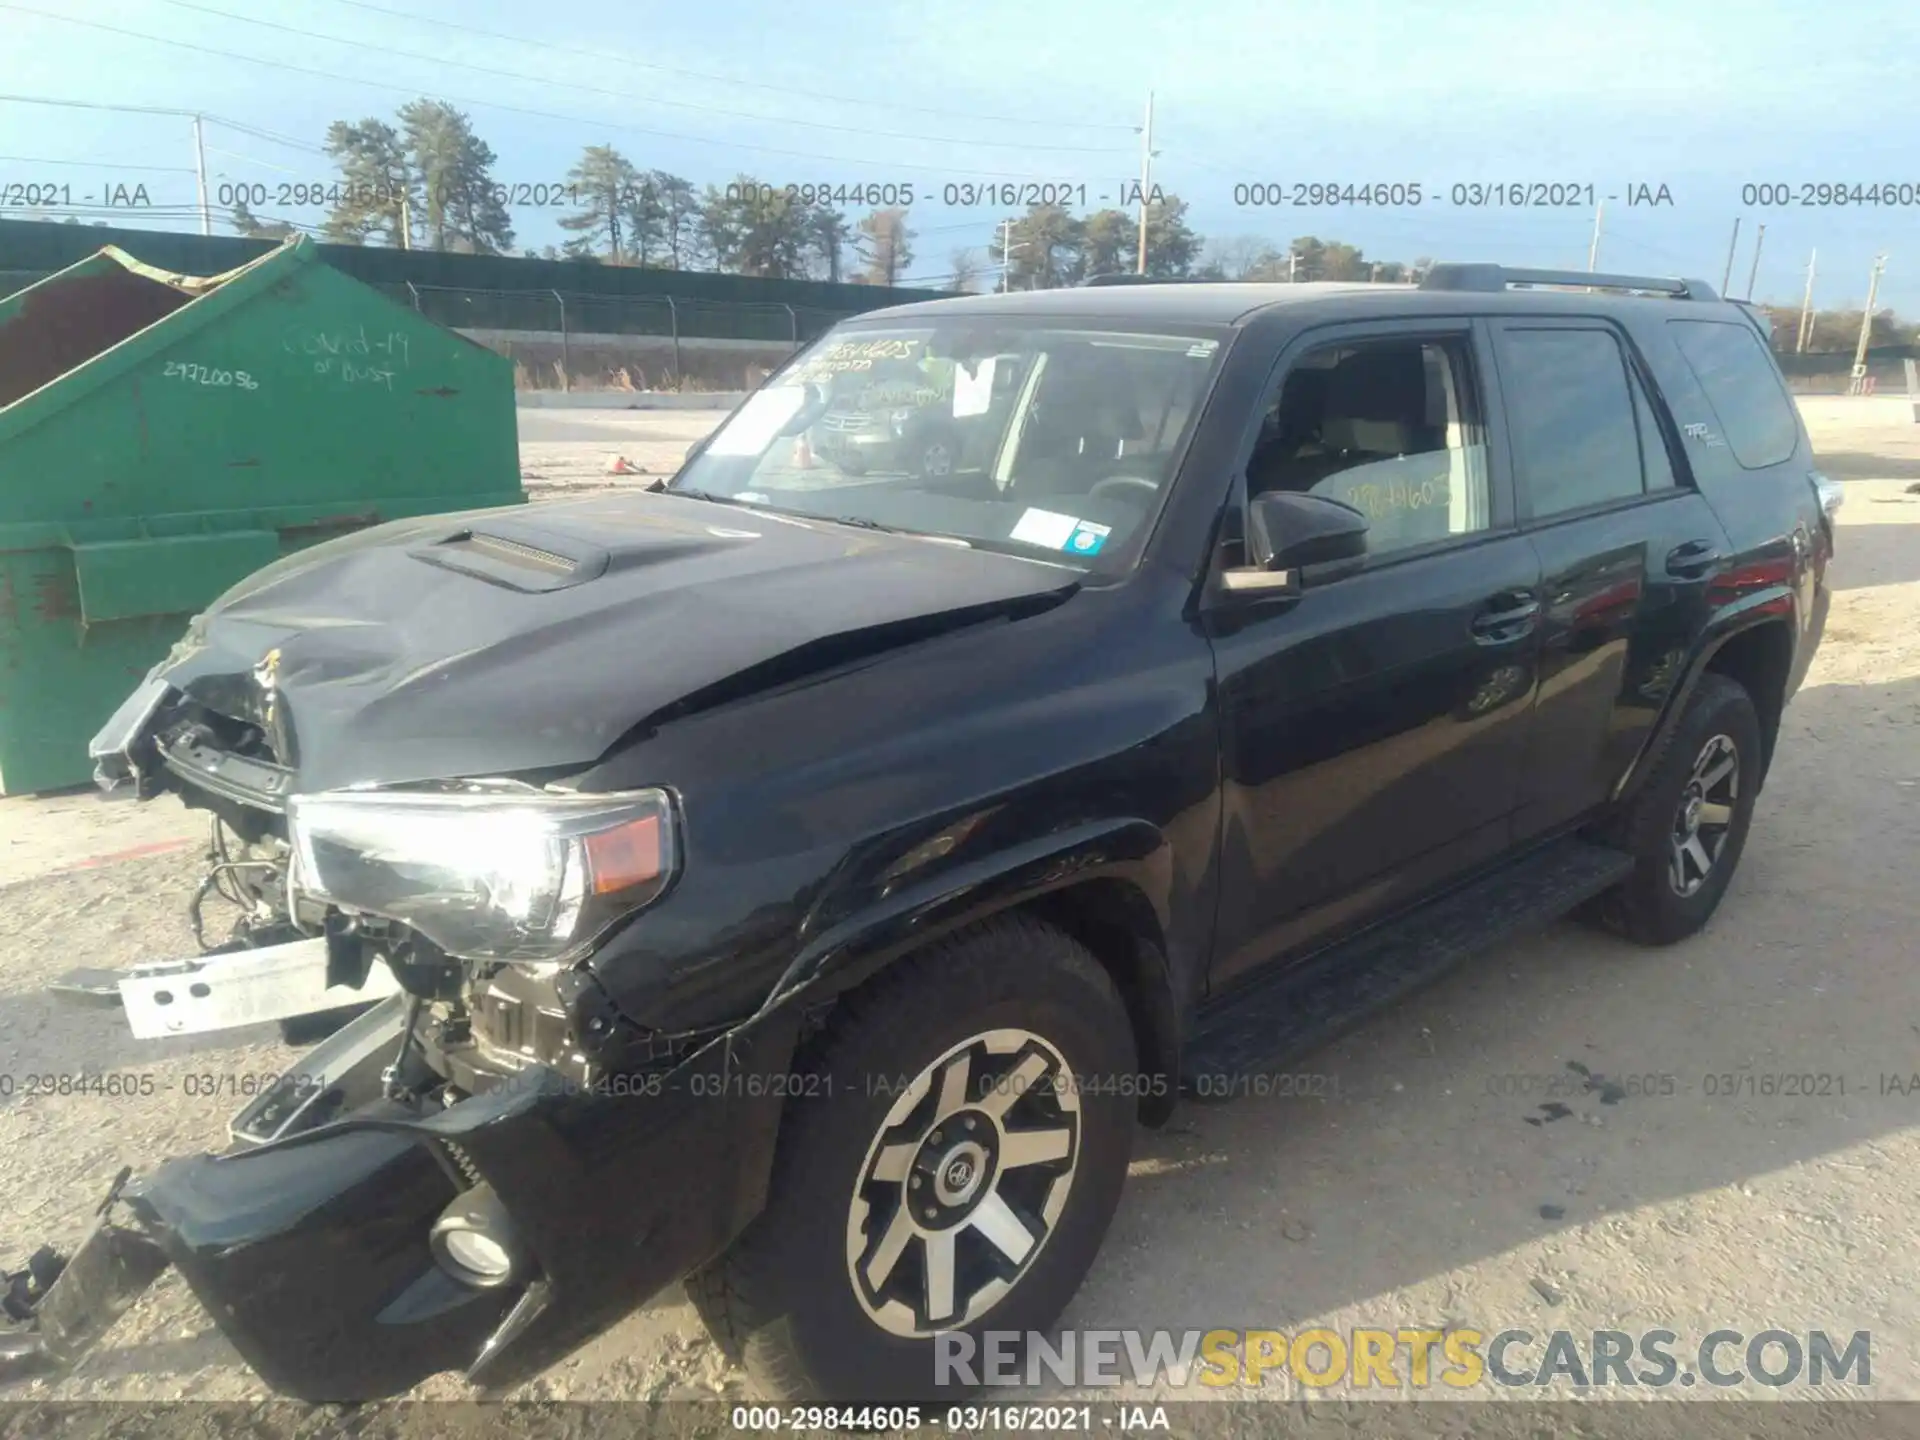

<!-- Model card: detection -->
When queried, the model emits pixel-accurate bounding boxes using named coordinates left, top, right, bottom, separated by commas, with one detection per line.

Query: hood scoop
left=410, top=521, right=612, bottom=593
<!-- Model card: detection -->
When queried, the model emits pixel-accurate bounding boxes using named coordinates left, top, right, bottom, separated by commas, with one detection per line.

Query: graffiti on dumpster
left=281, top=325, right=411, bottom=392
left=161, top=361, right=260, bottom=390
left=310, top=359, right=399, bottom=391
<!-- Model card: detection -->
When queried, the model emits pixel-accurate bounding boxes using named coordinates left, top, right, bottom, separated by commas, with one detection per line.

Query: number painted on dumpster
left=161, top=361, right=259, bottom=390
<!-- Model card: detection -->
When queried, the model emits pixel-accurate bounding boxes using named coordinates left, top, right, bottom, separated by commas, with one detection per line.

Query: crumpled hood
left=151, top=491, right=1078, bottom=792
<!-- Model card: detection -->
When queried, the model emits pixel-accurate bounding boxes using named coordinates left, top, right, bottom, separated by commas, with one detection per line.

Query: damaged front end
left=6, top=681, right=796, bottom=1402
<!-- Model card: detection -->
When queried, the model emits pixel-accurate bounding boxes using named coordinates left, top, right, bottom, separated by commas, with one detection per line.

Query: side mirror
left=1222, top=491, right=1369, bottom=597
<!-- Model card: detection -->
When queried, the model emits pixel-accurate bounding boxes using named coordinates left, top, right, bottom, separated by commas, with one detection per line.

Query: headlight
left=287, top=782, right=677, bottom=962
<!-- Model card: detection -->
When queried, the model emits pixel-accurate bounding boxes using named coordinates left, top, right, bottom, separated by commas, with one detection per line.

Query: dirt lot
left=0, top=397, right=1916, bottom=1416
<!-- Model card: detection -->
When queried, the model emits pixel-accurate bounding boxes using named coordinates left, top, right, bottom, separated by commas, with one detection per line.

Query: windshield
left=671, top=319, right=1229, bottom=570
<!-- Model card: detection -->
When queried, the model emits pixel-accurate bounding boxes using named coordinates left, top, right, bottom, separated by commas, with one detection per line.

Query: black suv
left=20, top=265, right=1834, bottom=1406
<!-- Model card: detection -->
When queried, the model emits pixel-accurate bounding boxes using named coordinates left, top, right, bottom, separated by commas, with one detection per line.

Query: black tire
left=837, top=456, right=868, bottom=476
left=687, top=914, right=1137, bottom=1405
left=1589, top=673, right=1763, bottom=946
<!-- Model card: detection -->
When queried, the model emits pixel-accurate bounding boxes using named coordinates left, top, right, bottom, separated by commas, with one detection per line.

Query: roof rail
left=1419, top=263, right=1719, bottom=301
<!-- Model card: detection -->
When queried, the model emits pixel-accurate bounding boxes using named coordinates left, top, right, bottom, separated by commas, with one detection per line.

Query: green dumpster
left=0, top=235, right=524, bottom=794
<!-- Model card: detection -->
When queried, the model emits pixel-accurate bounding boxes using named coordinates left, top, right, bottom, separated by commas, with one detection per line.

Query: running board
left=1183, top=838, right=1634, bottom=1086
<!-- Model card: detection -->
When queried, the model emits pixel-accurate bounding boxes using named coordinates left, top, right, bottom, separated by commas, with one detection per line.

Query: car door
left=1206, top=320, right=1545, bottom=989
left=1489, top=320, right=1733, bottom=839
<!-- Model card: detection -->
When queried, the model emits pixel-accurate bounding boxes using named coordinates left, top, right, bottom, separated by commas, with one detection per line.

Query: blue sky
left=2, top=0, right=1916, bottom=311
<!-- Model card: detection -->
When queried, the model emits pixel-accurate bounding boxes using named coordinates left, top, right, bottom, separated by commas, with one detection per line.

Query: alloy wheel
left=921, top=441, right=954, bottom=479
left=1668, top=732, right=1739, bottom=897
left=845, top=1028, right=1080, bottom=1337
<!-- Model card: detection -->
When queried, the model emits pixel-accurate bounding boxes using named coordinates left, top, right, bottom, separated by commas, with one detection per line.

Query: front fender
left=766, top=816, right=1175, bottom=1019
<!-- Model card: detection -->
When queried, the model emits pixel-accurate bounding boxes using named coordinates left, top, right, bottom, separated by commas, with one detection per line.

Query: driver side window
left=1249, top=337, right=1491, bottom=558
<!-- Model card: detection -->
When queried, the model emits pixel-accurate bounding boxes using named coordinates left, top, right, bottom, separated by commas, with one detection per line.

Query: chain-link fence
left=368, top=283, right=867, bottom=391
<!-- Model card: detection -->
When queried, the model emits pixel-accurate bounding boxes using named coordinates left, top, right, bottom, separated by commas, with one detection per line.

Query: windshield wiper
left=665, top=486, right=748, bottom=507
left=824, top=514, right=898, bottom=532
left=820, top=515, right=973, bottom=546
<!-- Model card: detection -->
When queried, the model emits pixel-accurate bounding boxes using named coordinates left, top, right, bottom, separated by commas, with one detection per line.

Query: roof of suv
left=858, top=265, right=1746, bottom=330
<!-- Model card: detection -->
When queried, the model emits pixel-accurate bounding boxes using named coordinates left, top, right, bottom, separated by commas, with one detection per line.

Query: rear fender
left=1613, top=592, right=1798, bottom=807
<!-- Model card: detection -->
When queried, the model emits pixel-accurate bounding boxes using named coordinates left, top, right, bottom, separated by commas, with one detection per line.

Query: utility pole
left=1587, top=200, right=1605, bottom=271
left=998, top=217, right=1029, bottom=293
left=1795, top=249, right=1817, bottom=352
left=1288, top=249, right=1298, bottom=283
left=1720, top=217, right=1742, bottom=295
left=1744, top=222, right=1766, bottom=301
left=1849, top=253, right=1887, bottom=395
left=400, top=192, right=413, bottom=251
left=192, top=112, right=211, bottom=236
left=1135, top=89, right=1155, bottom=275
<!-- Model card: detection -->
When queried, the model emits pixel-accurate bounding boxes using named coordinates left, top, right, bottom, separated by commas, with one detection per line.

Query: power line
left=0, top=94, right=330, bottom=155
left=0, top=93, right=195, bottom=118
left=204, top=145, right=305, bottom=176
left=330, top=0, right=1137, bottom=133
left=206, top=116, right=329, bottom=156
left=156, top=0, right=1130, bottom=155
left=0, top=153, right=196, bottom=173
left=0, top=6, right=1110, bottom=181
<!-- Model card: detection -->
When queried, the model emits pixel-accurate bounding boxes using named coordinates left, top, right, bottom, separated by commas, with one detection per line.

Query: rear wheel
left=1591, top=673, right=1762, bottom=945
left=687, top=915, right=1137, bottom=1404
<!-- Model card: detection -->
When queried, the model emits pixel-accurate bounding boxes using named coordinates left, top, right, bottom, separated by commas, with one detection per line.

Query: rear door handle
left=1470, top=590, right=1541, bottom=644
left=1666, top=539, right=1723, bottom=579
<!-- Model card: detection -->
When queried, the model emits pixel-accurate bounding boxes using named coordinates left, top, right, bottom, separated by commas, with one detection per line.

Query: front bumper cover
left=4, top=1000, right=800, bottom=1403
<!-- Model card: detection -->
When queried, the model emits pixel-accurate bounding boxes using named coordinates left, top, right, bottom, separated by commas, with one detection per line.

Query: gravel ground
left=0, top=397, right=1916, bottom=1421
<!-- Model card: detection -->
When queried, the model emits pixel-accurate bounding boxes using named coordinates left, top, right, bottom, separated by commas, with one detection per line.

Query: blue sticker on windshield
left=1065, top=521, right=1111, bottom=556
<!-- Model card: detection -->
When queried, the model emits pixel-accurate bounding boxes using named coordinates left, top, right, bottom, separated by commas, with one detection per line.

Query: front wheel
left=916, top=431, right=958, bottom=481
left=687, top=915, right=1137, bottom=1404
left=1590, top=672, right=1763, bottom=945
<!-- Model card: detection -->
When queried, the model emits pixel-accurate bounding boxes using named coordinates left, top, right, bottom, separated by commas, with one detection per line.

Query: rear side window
left=1668, top=319, right=1799, bottom=469
left=1497, top=328, right=1645, bottom=518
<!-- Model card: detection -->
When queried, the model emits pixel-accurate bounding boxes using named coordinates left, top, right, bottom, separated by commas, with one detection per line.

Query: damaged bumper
left=53, top=936, right=402, bottom=1040
left=4, top=995, right=800, bottom=1403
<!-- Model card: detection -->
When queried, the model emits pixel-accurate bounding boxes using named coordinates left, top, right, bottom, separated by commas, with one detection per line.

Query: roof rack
left=1419, top=264, right=1719, bottom=301
left=1080, top=274, right=1195, bottom=286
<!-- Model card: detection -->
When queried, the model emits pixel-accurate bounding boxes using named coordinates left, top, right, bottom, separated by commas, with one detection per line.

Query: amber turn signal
left=585, top=814, right=663, bottom=895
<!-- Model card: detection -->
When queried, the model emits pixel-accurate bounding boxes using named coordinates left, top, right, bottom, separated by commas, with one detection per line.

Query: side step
left=1183, top=838, right=1634, bottom=1085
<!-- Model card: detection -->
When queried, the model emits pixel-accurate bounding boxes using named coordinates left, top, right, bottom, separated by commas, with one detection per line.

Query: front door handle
left=1470, top=590, right=1541, bottom=644
left=1666, top=539, right=1723, bottom=579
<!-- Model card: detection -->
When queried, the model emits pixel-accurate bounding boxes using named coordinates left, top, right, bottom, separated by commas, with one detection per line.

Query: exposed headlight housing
left=1811, top=470, right=1844, bottom=519
left=287, top=782, right=677, bottom=963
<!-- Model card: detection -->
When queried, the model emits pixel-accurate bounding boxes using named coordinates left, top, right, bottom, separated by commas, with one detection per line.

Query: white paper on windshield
left=707, top=386, right=808, bottom=457
left=952, top=358, right=996, bottom=418
left=1008, top=508, right=1080, bottom=549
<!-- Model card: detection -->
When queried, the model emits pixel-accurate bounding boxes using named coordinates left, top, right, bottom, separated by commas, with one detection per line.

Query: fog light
left=439, top=1228, right=513, bottom=1283
left=429, top=1183, right=521, bottom=1289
